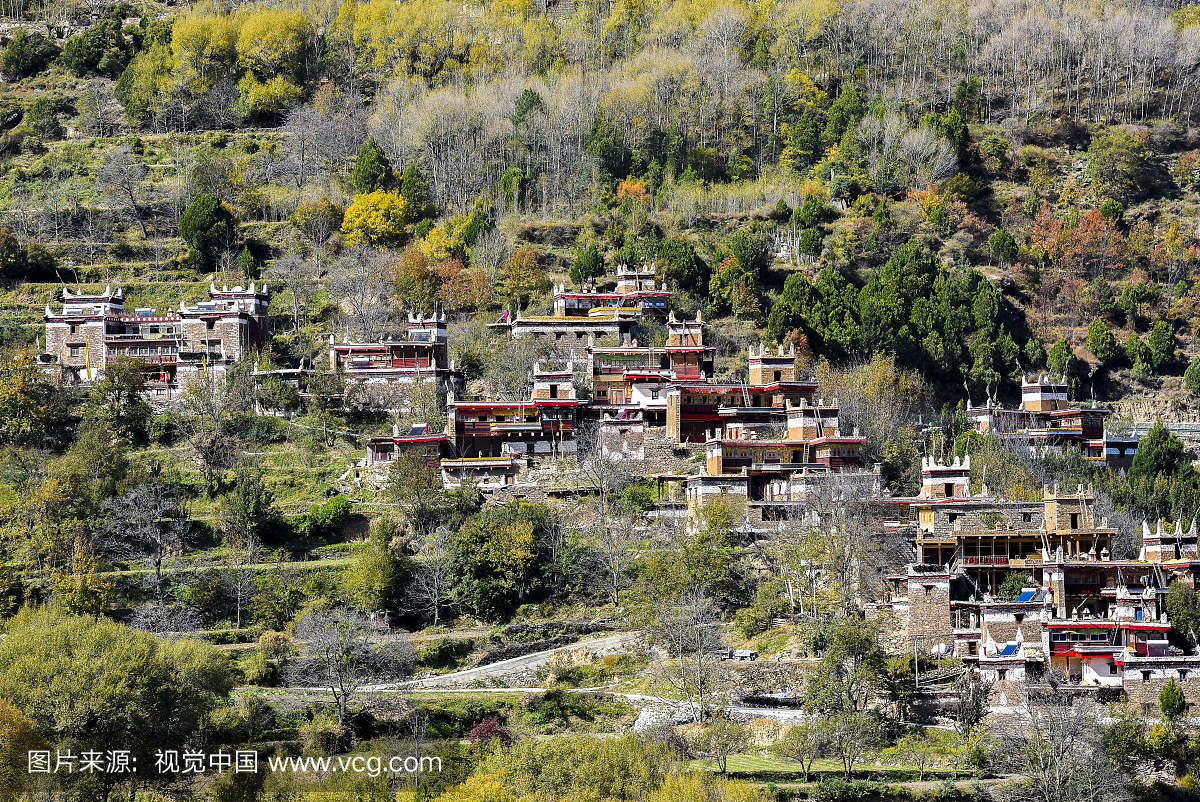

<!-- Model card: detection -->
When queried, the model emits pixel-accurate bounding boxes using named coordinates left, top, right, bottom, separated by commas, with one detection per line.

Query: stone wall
left=1123, top=667, right=1200, bottom=714
left=907, top=574, right=955, bottom=642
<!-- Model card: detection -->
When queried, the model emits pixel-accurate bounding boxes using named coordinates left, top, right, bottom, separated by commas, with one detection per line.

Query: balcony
left=109, top=333, right=182, bottom=341
left=962, top=556, right=1009, bottom=566
left=347, top=358, right=433, bottom=370
left=751, top=461, right=810, bottom=472
left=441, top=456, right=518, bottom=470
left=491, top=422, right=542, bottom=433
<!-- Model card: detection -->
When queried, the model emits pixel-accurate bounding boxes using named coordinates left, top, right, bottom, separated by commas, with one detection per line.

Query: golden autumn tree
left=0, top=698, right=43, bottom=799
left=342, top=191, right=410, bottom=247
left=50, top=540, right=115, bottom=616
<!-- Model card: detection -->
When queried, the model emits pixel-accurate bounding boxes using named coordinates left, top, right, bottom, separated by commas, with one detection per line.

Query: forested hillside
left=0, top=0, right=1198, bottom=412
left=2, top=2, right=1200, bottom=800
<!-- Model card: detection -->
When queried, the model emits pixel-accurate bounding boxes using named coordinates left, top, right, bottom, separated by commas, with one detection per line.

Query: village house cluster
left=41, top=274, right=1182, bottom=713
left=871, top=457, right=1200, bottom=713
left=41, top=283, right=269, bottom=397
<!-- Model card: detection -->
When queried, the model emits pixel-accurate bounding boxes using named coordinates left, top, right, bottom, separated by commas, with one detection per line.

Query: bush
left=1087, top=129, right=1151, bottom=201
left=988, top=229, right=1018, bottom=264
left=24, top=96, right=65, bottom=140
left=815, top=780, right=902, bottom=802
left=299, top=713, right=349, bottom=756
left=1126, top=332, right=1153, bottom=374
left=417, top=638, right=475, bottom=671
left=61, top=18, right=129, bottom=78
left=306, top=496, right=350, bottom=540
left=1147, top=321, right=1177, bottom=371
left=258, top=630, right=292, bottom=658
left=1184, top=355, right=1200, bottom=396
left=149, top=410, right=181, bottom=445
left=1, top=31, right=58, bottom=79
left=1086, top=319, right=1120, bottom=366
left=735, top=580, right=788, bottom=639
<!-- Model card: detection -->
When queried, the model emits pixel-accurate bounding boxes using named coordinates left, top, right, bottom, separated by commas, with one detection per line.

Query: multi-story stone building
left=967, top=375, right=1140, bottom=469
left=886, top=456, right=1200, bottom=709
left=682, top=385, right=867, bottom=529
left=488, top=263, right=670, bottom=340
left=553, top=264, right=671, bottom=318
left=43, top=283, right=269, bottom=396
left=329, top=312, right=458, bottom=393
left=588, top=312, right=711, bottom=418
left=664, top=344, right=819, bottom=443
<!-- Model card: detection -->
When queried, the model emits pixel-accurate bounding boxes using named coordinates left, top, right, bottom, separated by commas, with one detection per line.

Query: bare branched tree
left=99, top=483, right=189, bottom=604
left=328, top=246, right=396, bottom=342
left=266, top=253, right=317, bottom=335
left=407, top=527, right=457, bottom=626
left=642, top=588, right=725, bottom=722
left=97, top=146, right=149, bottom=237
left=288, top=607, right=414, bottom=726
left=995, top=698, right=1130, bottom=802
left=175, top=371, right=237, bottom=490
left=588, top=516, right=639, bottom=607
left=222, top=529, right=260, bottom=630
left=128, top=603, right=203, bottom=637
left=77, top=80, right=122, bottom=138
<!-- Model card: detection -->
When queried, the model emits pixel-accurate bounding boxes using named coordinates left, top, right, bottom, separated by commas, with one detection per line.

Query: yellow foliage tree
left=646, top=772, right=767, bottom=802
left=171, top=13, right=239, bottom=95
left=0, top=698, right=43, bottom=799
left=50, top=540, right=115, bottom=616
left=419, top=227, right=455, bottom=262
left=786, top=69, right=828, bottom=110
left=238, top=74, right=305, bottom=119
left=434, top=772, right=517, bottom=802
left=4, top=474, right=81, bottom=573
left=342, top=191, right=410, bottom=247
left=236, top=8, right=312, bottom=80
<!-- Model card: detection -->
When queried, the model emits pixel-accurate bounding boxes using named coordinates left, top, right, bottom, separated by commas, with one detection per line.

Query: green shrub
left=735, top=580, right=789, bottom=639
left=815, top=779, right=903, bottom=802
left=306, top=496, right=351, bottom=540
left=417, top=638, right=475, bottom=671
left=1, top=31, right=58, bottom=79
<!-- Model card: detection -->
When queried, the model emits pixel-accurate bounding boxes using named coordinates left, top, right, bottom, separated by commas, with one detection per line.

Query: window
left=206, top=320, right=215, bottom=331
left=1109, top=663, right=1118, bottom=675
left=69, top=347, right=82, bottom=356
left=1136, top=609, right=1143, bottom=621
left=1181, top=670, right=1189, bottom=680
left=1024, top=513, right=1033, bottom=523
left=947, top=513, right=958, bottom=523
left=1070, top=513, right=1079, bottom=529
left=1014, top=614, right=1024, bottom=624
left=550, top=385, right=558, bottom=399
left=69, top=325, right=78, bottom=334
left=651, top=390, right=659, bottom=400
left=773, top=370, right=782, bottom=381
left=1143, top=671, right=1152, bottom=683
left=945, top=483, right=954, bottom=497
left=998, top=669, right=1007, bottom=681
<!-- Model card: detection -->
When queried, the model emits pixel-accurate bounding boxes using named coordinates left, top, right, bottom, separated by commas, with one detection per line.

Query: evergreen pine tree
left=352, top=137, right=393, bottom=194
